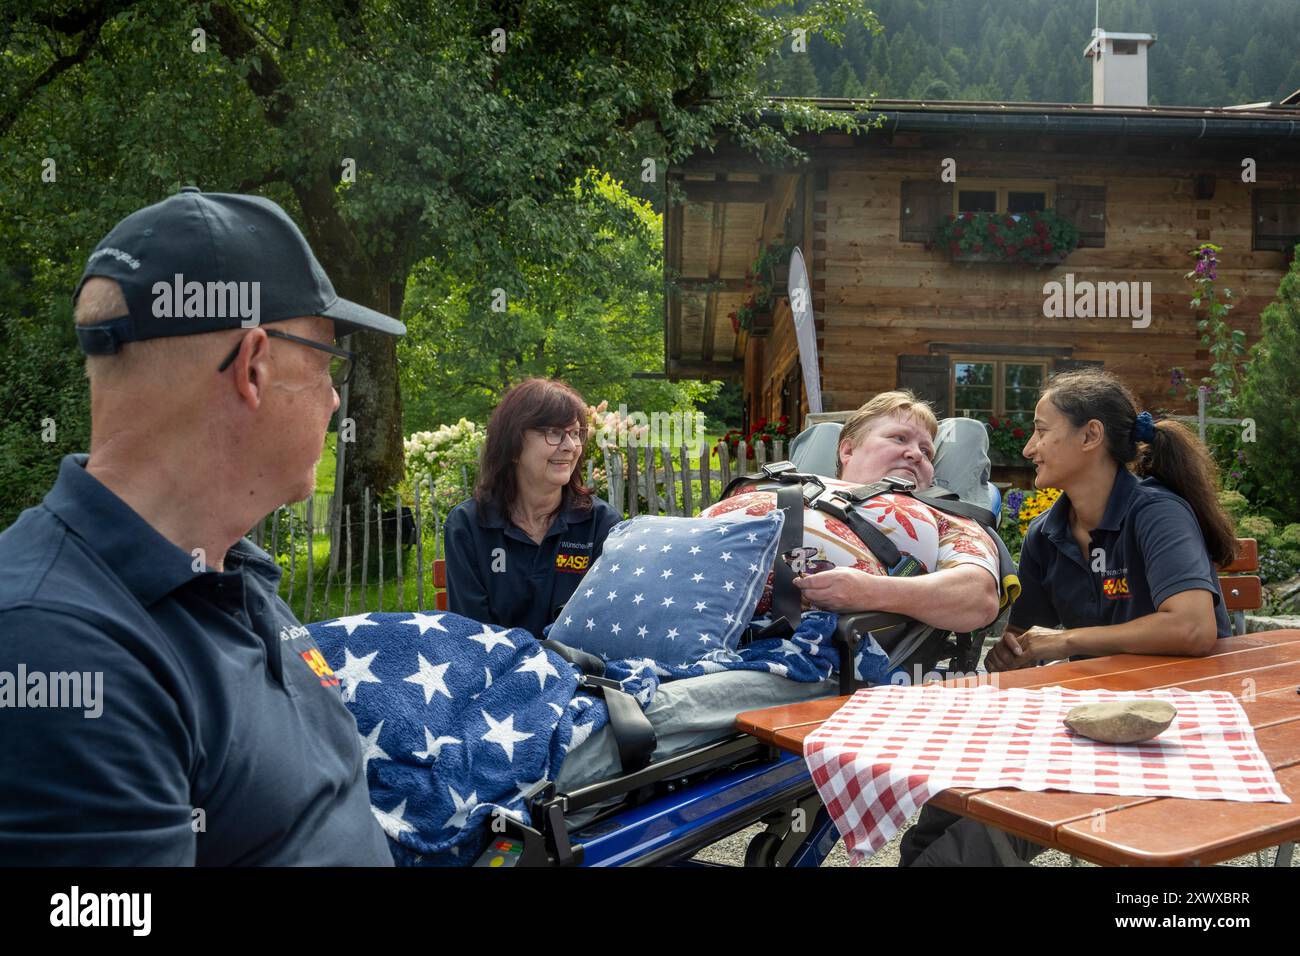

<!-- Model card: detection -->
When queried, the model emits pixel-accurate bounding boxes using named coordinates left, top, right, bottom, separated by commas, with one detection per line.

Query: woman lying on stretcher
left=701, top=390, right=1002, bottom=635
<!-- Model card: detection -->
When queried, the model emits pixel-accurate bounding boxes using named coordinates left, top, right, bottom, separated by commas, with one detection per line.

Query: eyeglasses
left=217, top=328, right=355, bottom=388
left=535, top=426, right=587, bottom=447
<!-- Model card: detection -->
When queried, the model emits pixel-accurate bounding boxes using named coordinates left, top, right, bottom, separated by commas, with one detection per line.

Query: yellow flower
left=1018, top=487, right=1063, bottom=533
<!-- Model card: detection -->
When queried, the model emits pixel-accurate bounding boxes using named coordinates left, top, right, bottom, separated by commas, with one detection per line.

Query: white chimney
left=1084, top=29, right=1157, bottom=106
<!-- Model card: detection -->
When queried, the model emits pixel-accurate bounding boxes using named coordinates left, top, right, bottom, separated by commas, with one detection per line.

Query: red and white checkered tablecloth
left=802, top=685, right=1289, bottom=862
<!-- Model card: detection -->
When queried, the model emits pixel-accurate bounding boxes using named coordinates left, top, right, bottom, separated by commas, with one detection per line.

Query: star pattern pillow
left=544, top=510, right=785, bottom=667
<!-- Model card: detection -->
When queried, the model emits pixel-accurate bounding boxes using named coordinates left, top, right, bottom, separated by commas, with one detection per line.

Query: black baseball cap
left=73, top=186, right=405, bottom=355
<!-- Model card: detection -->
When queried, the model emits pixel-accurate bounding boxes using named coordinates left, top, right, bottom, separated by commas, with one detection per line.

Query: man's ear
left=230, top=329, right=271, bottom=408
left=837, top=436, right=854, bottom=468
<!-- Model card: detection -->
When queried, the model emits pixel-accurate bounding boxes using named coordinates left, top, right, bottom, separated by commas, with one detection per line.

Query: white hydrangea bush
left=403, top=418, right=486, bottom=515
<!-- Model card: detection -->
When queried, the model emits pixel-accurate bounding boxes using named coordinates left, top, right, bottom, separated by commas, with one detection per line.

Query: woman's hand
left=984, top=630, right=1027, bottom=672
left=792, top=567, right=879, bottom=612
left=985, top=626, right=1070, bottom=671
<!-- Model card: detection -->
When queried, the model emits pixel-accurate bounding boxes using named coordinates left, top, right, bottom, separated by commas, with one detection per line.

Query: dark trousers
left=899, top=804, right=1048, bottom=866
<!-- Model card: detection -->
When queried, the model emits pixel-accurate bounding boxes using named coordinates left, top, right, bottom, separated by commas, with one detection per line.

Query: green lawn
left=316, top=432, right=337, bottom=494
left=276, top=525, right=443, bottom=623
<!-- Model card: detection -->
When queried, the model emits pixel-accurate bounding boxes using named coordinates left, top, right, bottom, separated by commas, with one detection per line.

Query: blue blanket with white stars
left=310, top=609, right=894, bottom=865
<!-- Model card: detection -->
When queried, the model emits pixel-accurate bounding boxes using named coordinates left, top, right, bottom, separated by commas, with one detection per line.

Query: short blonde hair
left=837, top=390, right=938, bottom=477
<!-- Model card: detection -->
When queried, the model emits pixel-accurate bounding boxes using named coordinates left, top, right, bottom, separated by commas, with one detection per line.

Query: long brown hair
left=475, top=378, right=592, bottom=520
left=1042, top=368, right=1237, bottom=567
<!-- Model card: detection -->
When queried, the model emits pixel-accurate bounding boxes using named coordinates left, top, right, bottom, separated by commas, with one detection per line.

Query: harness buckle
left=817, top=495, right=849, bottom=520
left=881, top=474, right=918, bottom=493
left=888, top=554, right=924, bottom=577
left=798, top=474, right=826, bottom=506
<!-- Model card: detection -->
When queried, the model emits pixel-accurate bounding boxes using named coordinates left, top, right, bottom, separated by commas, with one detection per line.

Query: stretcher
left=474, top=417, right=1014, bottom=867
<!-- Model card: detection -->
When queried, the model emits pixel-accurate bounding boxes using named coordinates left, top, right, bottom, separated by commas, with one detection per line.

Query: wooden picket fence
left=600, top=439, right=786, bottom=516
left=247, top=440, right=785, bottom=623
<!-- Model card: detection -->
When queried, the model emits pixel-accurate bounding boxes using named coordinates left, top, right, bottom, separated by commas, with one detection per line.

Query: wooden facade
left=665, top=99, right=1300, bottom=440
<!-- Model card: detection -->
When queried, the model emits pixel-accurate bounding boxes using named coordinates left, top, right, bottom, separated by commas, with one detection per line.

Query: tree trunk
left=292, top=177, right=406, bottom=511
left=342, top=318, right=403, bottom=508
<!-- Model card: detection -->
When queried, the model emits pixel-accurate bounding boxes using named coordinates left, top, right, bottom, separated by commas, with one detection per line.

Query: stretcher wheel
left=744, top=831, right=783, bottom=867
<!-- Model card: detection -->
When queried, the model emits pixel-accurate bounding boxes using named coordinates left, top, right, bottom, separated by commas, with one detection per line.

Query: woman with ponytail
left=902, top=369, right=1237, bottom=866
left=985, top=368, right=1235, bottom=671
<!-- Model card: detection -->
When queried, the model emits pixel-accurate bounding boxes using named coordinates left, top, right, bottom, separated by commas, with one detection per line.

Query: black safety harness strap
left=764, top=483, right=805, bottom=640
left=811, top=482, right=920, bottom=577
left=540, top=639, right=657, bottom=774
left=837, top=481, right=997, bottom=530
left=724, top=464, right=997, bottom=583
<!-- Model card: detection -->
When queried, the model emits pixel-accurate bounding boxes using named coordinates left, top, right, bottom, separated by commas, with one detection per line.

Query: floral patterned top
left=699, top=477, right=1000, bottom=616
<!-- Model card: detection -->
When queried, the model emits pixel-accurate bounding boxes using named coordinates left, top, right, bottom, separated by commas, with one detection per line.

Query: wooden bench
left=433, top=558, right=448, bottom=611
left=1221, top=537, right=1262, bottom=636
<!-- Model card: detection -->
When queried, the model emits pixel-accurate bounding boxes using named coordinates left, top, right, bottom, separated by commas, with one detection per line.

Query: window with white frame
left=951, top=358, right=1047, bottom=420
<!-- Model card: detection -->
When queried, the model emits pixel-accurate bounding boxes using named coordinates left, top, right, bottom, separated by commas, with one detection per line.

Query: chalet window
left=1253, top=188, right=1300, bottom=252
left=954, top=180, right=1055, bottom=217
left=1056, top=184, right=1106, bottom=248
left=1007, top=191, right=1046, bottom=214
left=957, top=190, right=997, bottom=213
left=951, top=358, right=1047, bottom=420
left=899, top=180, right=953, bottom=243
left=1112, top=39, right=1139, bottom=54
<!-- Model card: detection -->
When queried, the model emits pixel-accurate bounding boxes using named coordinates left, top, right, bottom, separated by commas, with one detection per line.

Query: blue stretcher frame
left=475, top=606, right=972, bottom=868
left=477, top=733, right=841, bottom=867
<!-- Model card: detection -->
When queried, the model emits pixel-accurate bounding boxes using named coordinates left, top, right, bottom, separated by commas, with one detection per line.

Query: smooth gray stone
left=1064, top=700, right=1177, bottom=744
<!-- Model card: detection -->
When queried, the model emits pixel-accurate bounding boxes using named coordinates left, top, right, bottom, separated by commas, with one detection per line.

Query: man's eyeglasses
left=217, top=328, right=355, bottom=388
left=535, top=426, right=587, bottom=447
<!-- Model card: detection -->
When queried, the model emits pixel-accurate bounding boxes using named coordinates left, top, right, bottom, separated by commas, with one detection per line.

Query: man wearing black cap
left=0, top=188, right=404, bottom=865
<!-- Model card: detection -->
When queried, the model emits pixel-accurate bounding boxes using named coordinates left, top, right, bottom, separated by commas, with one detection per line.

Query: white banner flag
left=787, top=246, right=822, bottom=415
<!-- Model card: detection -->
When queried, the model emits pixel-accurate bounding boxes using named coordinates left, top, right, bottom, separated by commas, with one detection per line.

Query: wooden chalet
left=665, top=85, right=1300, bottom=467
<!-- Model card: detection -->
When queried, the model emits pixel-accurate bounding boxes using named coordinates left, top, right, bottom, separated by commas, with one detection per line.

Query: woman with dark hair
left=984, top=367, right=1236, bottom=672
left=442, top=378, right=620, bottom=639
left=901, top=367, right=1238, bottom=867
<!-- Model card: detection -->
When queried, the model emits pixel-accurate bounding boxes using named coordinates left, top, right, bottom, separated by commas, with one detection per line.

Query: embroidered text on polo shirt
left=555, top=553, right=591, bottom=572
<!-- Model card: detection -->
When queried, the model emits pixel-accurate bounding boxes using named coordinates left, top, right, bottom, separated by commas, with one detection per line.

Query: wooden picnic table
left=735, top=628, right=1300, bottom=866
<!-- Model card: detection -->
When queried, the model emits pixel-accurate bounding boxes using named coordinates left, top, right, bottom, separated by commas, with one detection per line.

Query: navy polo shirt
left=0, top=455, right=393, bottom=866
left=443, top=496, right=620, bottom=639
left=1009, top=466, right=1231, bottom=641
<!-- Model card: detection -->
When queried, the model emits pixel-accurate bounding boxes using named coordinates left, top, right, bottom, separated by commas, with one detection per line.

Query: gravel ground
left=691, top=813, right=1293, bottom=867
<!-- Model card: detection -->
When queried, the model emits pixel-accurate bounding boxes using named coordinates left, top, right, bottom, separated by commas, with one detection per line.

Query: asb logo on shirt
left=555, top=552, right=590, bottom=573
left=1101, top=575, right=1131, bottom=599
left=300, top=647, right=341, bottom=687
left=556, top=538, right=594, bottom=573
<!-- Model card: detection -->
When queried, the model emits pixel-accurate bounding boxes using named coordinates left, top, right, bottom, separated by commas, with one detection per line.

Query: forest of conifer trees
left=761, top=0, right=1300, bottom=107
